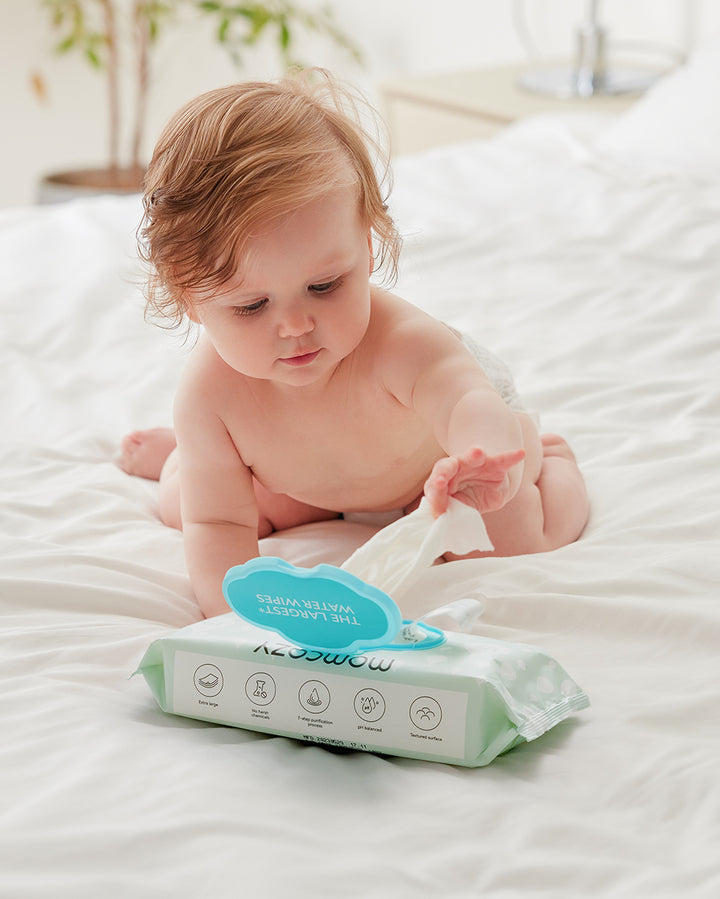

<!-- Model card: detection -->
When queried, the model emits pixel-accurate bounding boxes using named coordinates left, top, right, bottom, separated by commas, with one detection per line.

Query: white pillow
left=597, top=34, right=720, bottom=178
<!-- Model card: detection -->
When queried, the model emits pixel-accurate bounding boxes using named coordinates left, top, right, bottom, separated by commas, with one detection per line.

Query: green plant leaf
left=55, top=35, right=77, bottom=54
left=85, top=47, right=102, bottom=68
left=279, top=18, right=290, bottom=51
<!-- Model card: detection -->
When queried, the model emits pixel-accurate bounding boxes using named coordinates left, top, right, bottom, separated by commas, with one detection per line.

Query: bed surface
left=2, top=43, right=719, bottom=897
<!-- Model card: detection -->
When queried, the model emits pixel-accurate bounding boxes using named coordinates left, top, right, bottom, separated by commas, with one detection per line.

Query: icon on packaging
left=193, top=664, right=224, bottom=698
left=245, top=672, right=276, bottom=706
left=354, top=688, right=386, bottom=723
left=298, top=680, right=331, bottom=714
left=409, top=696, right=442, bottom=731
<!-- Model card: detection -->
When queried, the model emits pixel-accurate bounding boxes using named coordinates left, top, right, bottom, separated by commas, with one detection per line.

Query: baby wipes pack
left=137, top=553, right=589, bottom=767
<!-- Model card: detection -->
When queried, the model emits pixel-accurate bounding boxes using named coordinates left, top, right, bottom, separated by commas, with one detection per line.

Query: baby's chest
left=234, top=389, right=429, bottom=488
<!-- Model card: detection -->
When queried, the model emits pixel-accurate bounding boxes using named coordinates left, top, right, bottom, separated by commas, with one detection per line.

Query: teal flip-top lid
left=222, top=557, right=445, bottom=653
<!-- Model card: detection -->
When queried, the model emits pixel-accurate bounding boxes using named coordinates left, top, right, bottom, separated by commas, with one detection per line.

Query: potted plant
left=35, top=1, right=362, bottom=201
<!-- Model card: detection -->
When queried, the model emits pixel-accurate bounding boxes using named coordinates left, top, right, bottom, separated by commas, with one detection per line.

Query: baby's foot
left=118, top=427, right=176, bottom=480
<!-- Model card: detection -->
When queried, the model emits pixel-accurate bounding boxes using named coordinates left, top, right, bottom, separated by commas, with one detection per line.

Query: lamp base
left=518, top=65, right=660, bottom=99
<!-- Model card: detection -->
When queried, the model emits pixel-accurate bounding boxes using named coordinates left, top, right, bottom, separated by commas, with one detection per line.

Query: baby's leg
left=533, top=433, right=590, bottom=549
left=118, top=428, right=182, bottom=528
left=118, top=428, right=339, bottom=536
left=455, top=416, right=589, bottom=558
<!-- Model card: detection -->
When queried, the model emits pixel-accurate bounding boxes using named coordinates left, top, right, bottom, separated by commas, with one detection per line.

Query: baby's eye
left=233, top=298, right=267, bottom=316
left=310, top=278, right=342, bottom=295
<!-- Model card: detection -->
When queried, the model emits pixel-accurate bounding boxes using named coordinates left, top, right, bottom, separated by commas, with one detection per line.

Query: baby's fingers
left=455, top=446, right=524, bottom=481
left=489, top=447, right=526, bottom=474
left=424, top=456, right=459, bottom=517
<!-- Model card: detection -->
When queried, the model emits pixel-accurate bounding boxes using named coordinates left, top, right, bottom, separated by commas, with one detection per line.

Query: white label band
left=172, top=650, right=468, bottom=761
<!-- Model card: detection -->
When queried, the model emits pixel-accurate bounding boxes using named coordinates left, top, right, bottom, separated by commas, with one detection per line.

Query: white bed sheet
left=2, top=74, right=719, bottom=897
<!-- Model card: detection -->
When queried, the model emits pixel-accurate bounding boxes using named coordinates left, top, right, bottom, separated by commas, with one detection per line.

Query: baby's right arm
left=173, top=378, right=259, bottom=618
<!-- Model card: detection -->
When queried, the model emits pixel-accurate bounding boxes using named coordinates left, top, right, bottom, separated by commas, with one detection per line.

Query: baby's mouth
left=280, top=349, right=321, bottom=367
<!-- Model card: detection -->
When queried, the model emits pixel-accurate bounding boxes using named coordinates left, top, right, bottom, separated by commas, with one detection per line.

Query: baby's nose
left=278, top=305, right=314, bottom=338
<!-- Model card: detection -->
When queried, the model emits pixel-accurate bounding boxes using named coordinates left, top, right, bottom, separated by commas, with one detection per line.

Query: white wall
left=2, top=0, right=718, bottom=208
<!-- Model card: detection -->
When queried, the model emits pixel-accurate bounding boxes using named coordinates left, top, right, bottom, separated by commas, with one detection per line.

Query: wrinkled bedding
left=1, top=60, right=719, bottom=897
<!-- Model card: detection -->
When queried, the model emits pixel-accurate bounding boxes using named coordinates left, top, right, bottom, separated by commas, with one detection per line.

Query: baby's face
left=187, top=183, right=373, bottom=389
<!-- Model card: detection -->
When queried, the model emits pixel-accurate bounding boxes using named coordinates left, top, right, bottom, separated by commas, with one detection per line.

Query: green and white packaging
left=136, top=612, right=589, bottom=767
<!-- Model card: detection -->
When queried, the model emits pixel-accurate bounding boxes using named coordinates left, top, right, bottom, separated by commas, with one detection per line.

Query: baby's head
left=140, top=69, right=401, bottom=327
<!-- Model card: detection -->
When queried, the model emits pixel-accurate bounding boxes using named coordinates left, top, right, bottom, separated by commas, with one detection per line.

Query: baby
left=121, top=70, right=589, bottom=617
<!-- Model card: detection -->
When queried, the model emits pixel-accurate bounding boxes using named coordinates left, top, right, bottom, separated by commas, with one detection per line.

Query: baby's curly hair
left=139, top=68, right=401, bottom=328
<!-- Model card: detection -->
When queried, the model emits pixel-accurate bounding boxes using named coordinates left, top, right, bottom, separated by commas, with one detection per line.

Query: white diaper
left=460, top=333, right=526, bottom=413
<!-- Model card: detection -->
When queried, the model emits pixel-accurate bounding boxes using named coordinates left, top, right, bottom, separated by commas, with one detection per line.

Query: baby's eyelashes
left=231, top=277, right=343, bottom=316
left=233, top=298, right=268, bottom=316
left=309, top=277, right=343, bottom=294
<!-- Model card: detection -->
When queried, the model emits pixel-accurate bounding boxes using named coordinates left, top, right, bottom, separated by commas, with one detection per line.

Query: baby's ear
left=185, top=301, right=201, bottom=324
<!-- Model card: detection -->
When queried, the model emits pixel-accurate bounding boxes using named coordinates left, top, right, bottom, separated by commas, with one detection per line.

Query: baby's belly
left=306, top=474, right=427, bottom=515
left=253, top=440, right=442, bottom=514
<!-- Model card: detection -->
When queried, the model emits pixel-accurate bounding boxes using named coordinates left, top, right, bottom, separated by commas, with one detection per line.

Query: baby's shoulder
left=175, top=334, right=246, bottom=409
left=368, top=287, right=453, bottom=353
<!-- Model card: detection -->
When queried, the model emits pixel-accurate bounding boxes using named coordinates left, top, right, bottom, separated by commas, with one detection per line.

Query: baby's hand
left=424, top=446, right=526, bottom=518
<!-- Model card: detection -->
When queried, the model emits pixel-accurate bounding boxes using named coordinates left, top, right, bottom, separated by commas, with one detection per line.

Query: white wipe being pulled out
left=341, top=497, right=493, bottom=632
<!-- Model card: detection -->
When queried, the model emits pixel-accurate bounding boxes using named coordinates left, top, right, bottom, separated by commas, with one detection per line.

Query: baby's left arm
left=423, top=445, right=525, bottom=517
left=422, top=379, right=526, bottom=517
left=384, top=312, right=526, bottom=516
